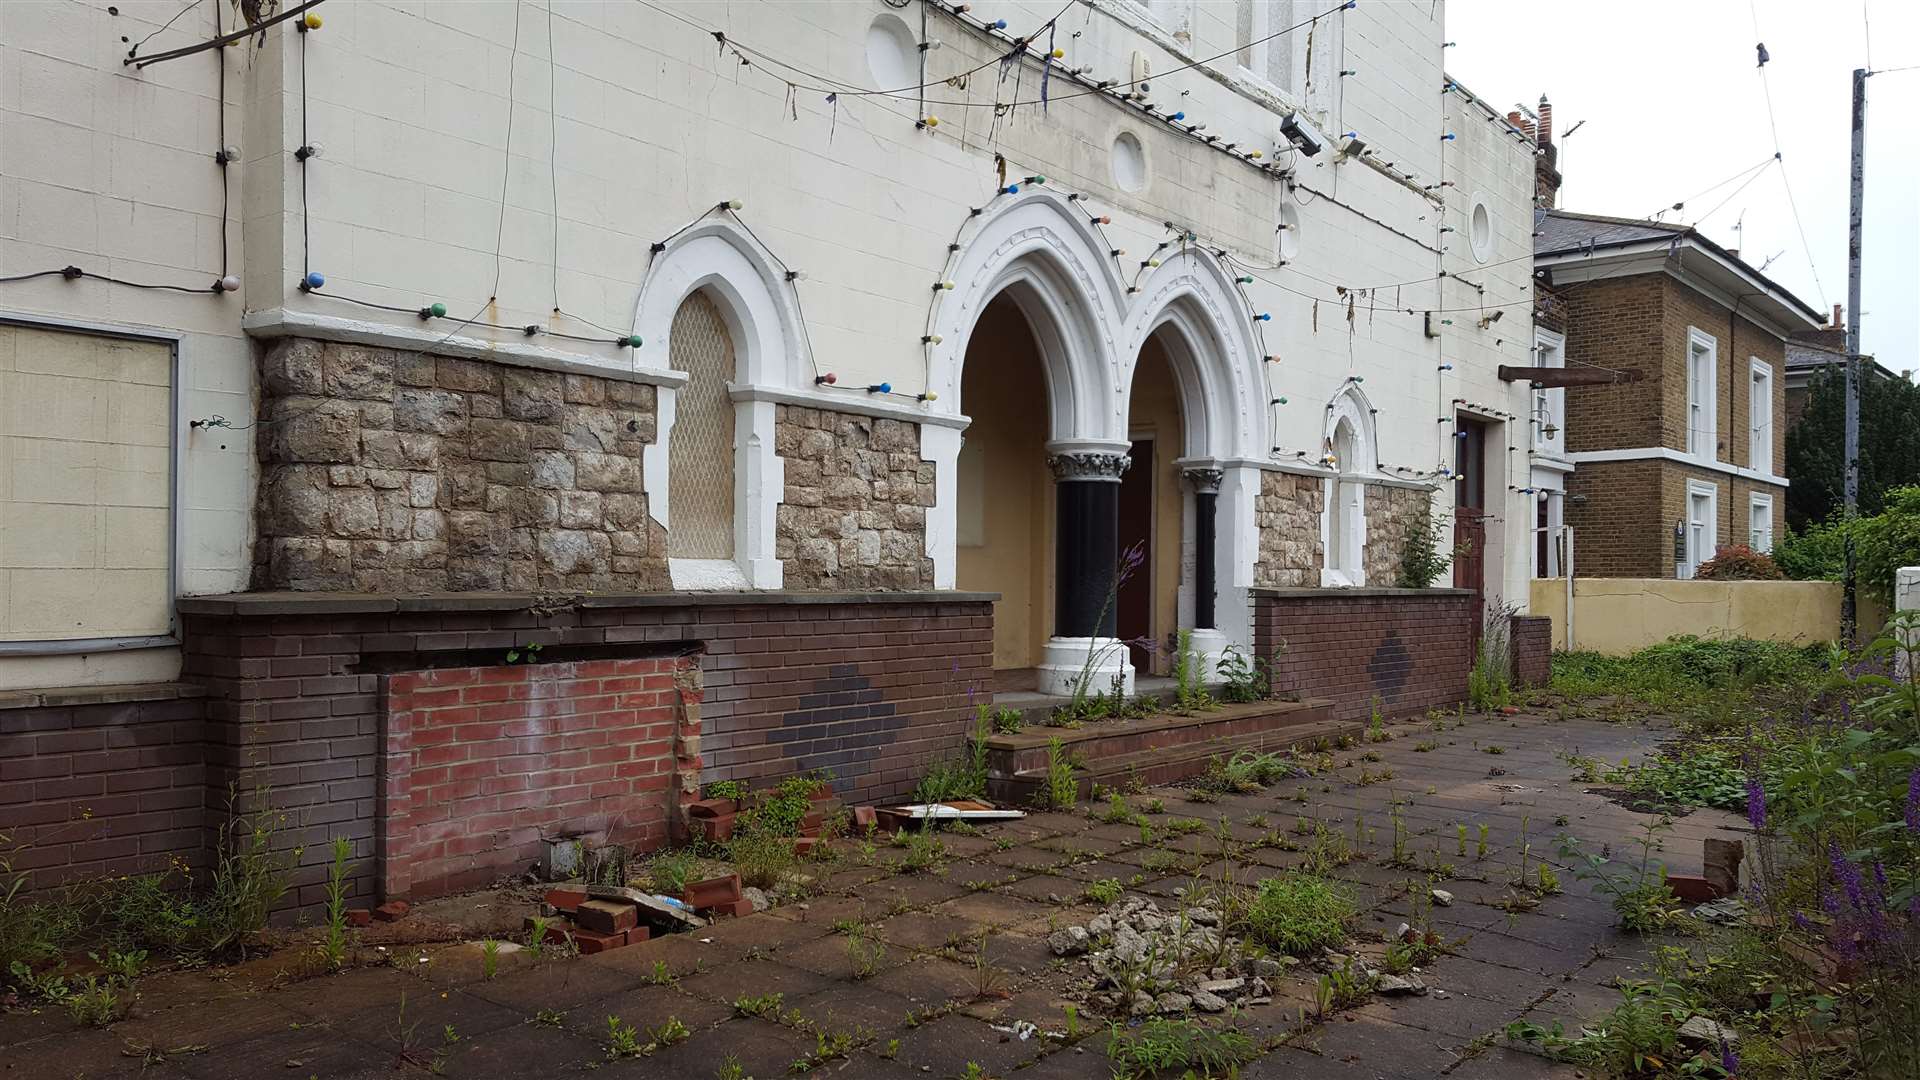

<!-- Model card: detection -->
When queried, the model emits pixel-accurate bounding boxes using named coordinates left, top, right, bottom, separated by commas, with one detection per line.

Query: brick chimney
left=1832, top=303, right=1844, bottom=329
left=1534, top=93, right=1562, bottom=209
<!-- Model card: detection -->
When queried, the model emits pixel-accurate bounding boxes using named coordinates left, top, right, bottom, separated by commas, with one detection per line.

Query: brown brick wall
left=1510, top=615, right=1552, bottom=687
left=1556, top=269, right=1790, bottom=573
left=0, top=688, right=207, bottom=890
left=176, top=593, right=992, bottom=911
left=1565, top=459, right=1786, bottom=577
left=1560, top=274, right=1669, bottom=453
left=1250, top=589, right=1475, bottom=723
left=380, top=656, right=698, bottom=901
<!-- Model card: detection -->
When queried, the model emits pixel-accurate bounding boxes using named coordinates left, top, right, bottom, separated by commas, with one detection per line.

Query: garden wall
left=379, top=657, right=699, bottom=901
left=0, top=684, right=207, bottom=889
left=1250, top=588, right=1476, bottom=723
left=1527, top=578, right=1870, bottom=654
left=174, top=591, right=993, bottom=912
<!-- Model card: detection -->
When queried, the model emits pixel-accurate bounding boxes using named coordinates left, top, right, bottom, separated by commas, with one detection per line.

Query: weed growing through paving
left=845, top=928, right=888, bottom=979
left=1105, top=1017, right=1255, bottom=1079
left=603, top=1016, right=643, bottom=1058
left=1171, top=629, right=1214, bottom=712
left=645, top=1016, right=690, bottom=1051
left=1475, top=824, right=1490, bottom=860
left=642, top=959, right=675, bottom=986
left=318, top=838, right=353, bottom=971
left=716, top=1053, right=747, bottom=1079
left=479, top=939, right=500, bottom=980
left=1246, top=873, right=1354, bottom=956
left=524, top=915, right=553, bottom=959
left=733, top=992, right=784, bottom=1018
left=1083, top=878, right=1123, bottom=905
left=647, top=849, right=696, bottom=895
left=1036, top=738, right=1078, bottom=810
left=64, top=949, right=142, bottom=1027
left=1560, top=818, right=1683, bottom=933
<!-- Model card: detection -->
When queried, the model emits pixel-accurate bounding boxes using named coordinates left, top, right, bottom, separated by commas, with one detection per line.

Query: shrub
left=1244, top=873, right=1354, bottom=955
left=1396, top=503, right=1453, bottom=588
left=1772, top=519, right=1847, bottom=581
left=1693, top=543, right=1783, bottom=580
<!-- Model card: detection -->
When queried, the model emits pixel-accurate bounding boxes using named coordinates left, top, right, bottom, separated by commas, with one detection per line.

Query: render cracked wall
left=254, top=338, right=668, bottom=592
left=774, top=406, right=934, bottom=590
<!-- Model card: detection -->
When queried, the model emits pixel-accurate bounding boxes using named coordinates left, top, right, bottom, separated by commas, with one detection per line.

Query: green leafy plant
left=1171, top=629, right=1213, bottom=711
left=1245, top=873, right=1354, bottom=955
left=504, top=642, right=544, bottom=665
left=1559, top=820, right=1684, bottom=933
left=1396, top=502, right=1455, bottom=588
left=604, top=1015, right=644, bottom=1059
left=1212, top=644, right=1272, bottom=703
left=1083, top=878, right=1123, bottom=905
left=318, top=837, right=354, bottom=971
left=480, top=939, right=500, bottom=980
left=1034, top=737, right=1078, bottom=810
left=703, top=779, right=748, bottom=802
left=733, top=992, right=785, bottom=1018
left=727, top=829, right=795, bottom=890
left=1468, top=606, right=1515, bottom=712
left=1104, top=1017, right=1255, bottom=1080
left=647, top=849, right=697, bottom=895
left=845, top=928, right=888, bottom=979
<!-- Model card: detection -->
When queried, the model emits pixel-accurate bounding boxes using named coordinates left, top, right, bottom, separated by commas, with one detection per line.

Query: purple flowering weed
left=1744, top=776, right=1766, bottom=830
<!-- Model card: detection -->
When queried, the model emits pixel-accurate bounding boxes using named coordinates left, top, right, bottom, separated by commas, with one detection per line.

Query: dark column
left=1184, top=468, right=1223, bottom=630
left=1049, top=451, right=1130, bottom=638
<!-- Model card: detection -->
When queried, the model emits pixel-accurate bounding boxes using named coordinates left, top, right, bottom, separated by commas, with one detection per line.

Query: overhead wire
left=1748, top=0, right=1831, bottom=309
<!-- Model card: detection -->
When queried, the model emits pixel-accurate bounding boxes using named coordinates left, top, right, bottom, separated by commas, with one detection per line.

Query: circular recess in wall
left=1469, top=197, right=1493, bottom=263
left=1111, top=131, right=1148, bottom=193
left=1277, top=201, right=1301, bottom=262
left=866, top=14, right=918, bottom=90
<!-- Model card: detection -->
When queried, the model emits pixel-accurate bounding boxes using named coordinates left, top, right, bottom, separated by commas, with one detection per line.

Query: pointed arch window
left=666, top=290, right=736, bottom=561
left=1321, top=386, right=1377, bottom=587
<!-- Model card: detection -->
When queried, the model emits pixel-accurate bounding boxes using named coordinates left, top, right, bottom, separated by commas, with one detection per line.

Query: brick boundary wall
left=1250, top=588, right=1476, bottom=723
left=380, top=657, right=699, bottom=901
left=0, top=685, right=208, bottom=890
left=174, top=591, right=994, bottom=912
left=1510, top=615, right=1553, bottom=689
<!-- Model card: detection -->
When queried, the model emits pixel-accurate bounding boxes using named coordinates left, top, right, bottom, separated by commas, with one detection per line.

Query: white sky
left=1447, top=0, right=1919, bottom=367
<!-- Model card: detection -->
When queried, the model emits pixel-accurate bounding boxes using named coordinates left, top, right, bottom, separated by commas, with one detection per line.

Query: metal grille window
left=667, top=290, right=736, bottom=560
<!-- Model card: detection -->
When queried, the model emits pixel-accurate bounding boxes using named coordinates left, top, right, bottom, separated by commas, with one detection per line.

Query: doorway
left=1453, top=416, right=1490, bottom=631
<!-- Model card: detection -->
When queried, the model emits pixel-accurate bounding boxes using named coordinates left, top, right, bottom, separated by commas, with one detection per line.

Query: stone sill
left=0, top=682, right=206, bottom=712
left=177, top=590, right=1002, bottom=616
left=1250, top=587, right=1475, bottom=600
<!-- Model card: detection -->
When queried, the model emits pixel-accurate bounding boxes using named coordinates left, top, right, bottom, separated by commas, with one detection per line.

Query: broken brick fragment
left=373, top=901, right=410, bottom=922
left=346, top=908, right=373, bottom=927
left=683, top=873, right=742, bottom=911
left=543, top=885, right=587, bottom=912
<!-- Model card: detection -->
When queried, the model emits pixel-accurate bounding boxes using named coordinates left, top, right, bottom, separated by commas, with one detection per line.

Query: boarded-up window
left=0, top=324, right=172, bottom=642
left=667, top=290, right=736, bottom=560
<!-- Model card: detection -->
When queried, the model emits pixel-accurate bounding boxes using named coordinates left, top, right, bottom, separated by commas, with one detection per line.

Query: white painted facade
left=1, top=0, right=1538, bottom=689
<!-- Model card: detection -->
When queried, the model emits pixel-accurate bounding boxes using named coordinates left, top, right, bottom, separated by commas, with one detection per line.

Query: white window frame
left=1319, top=387, right=1376, bottom=587
left=1749, top=358, right=1773, bottom=474
left=1748, top=492, right=1775, bottom=553
left=1686, top=327, right=1718, bottom=461
left=1532, top=329, right=1567, bottom=457
left=1532, top=489, right=1565, bottom=578
left=1681, top=479, right=1719, bottom=579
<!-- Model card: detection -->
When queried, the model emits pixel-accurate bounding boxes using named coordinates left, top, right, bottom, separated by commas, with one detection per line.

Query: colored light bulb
left=302, top=271, right=325, bottom=290
left=624, top=334, right=643, bottom=348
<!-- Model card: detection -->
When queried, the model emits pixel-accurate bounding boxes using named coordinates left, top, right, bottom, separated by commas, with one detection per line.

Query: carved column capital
left=1047, top=451, right=1131, bottom=483
left=1182, top=468, right=1224, bottom=494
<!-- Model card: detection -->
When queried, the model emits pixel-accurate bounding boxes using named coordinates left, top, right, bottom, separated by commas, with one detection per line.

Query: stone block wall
left=254, top=338, right=668, bottom=593
left=1255, top=470, right=1324, bottom=587
left=775, top=405, right=935, bottom=590
left=1363, top=485, right=1433, bottom=587
left=1251, top=587, right=1475, bottom=723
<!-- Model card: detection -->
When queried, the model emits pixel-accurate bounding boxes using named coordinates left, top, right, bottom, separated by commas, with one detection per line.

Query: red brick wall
left=1250, top=589, right=1476, bottom=723
left=176, top=592, right=993, bottom=911
left=380, top=657, right=696, bottom=901
left=1510, top=615, right=1552, bottom=687
left=0, top=688, right=207, bottom=889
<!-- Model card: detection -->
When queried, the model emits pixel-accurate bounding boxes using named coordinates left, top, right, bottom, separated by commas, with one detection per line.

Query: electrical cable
left=126, top=0, right=327, bottom=67
left=1748, top=0, right=1831, bottom=309
left=128, top=0, right=208, bottom=57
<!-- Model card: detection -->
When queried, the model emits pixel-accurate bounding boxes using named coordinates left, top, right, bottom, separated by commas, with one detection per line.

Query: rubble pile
left=1048, top=897, right=1284, bottom=1016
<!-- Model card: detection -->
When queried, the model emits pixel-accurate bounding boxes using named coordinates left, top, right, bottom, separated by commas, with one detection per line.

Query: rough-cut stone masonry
left=1363, top=485, right=1433, bottom=587
left=1255, top=470, right=1324, bottom=588
left=775, top=405, right=934, bottom=590
left=253, top=338, right=668, bottom=593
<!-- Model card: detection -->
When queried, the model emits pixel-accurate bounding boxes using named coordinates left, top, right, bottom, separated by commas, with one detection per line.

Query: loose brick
left=543, top=885, right=587, bottom=912
left=346, top=908, right=374, bottom=927
left=373, top=900, right=411, bottom=922
left=573, top=899, right=638, bottom=935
